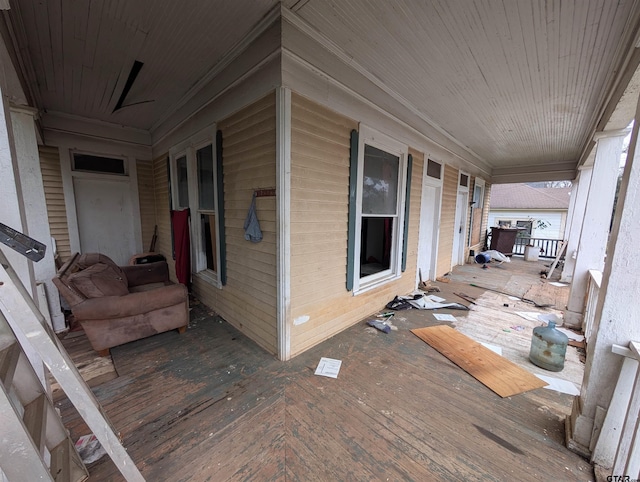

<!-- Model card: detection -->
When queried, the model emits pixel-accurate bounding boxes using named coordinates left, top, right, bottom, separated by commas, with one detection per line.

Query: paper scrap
left=480, top=342, right=503, bottom=356
left=315, top=357, right=342, bottom=378
left=516, top=311, right=543, bottom=322
left=426, top=295, right=446, bottom=303
left=556, top=327, right=585, bottom=342
left=536, top=375, right=579, bottom=396
left=538, top=313, right=562, bottom=324
left=508, top=296, right=520, bottom=301
left=549, top=282, right=568, bottom=287
left=433, top=313, right=457, bottom=322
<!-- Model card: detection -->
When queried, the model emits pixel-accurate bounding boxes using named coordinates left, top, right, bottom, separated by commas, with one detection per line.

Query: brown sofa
left=53, top=253, right=188, bottom=356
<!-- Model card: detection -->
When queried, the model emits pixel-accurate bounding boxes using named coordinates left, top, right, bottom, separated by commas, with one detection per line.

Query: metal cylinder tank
left=529, top=321, right=569, bottom=372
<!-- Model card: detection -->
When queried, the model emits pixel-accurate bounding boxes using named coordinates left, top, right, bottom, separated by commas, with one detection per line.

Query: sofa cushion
left=68, top=263, right=129, bottom=298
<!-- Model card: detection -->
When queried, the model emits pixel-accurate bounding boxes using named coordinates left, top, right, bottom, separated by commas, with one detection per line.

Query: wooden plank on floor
left=411, top=325, right=547, bottom=397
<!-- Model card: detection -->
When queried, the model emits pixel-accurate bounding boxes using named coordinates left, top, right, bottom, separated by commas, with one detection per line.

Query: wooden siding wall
left=151, top=154, right=177, bottom=283
left=436, top=164, right=458, bottom=276
left=193, top=93, right=278, bottom=355
left=39, top=145, right=72, bottom=262
left=289, top=93, right=423, bottom=357
left=136, top=159, right=156, bottom=252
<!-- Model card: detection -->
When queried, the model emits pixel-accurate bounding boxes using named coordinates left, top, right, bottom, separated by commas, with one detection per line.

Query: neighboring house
left=488, top=183, right=571, bottom=241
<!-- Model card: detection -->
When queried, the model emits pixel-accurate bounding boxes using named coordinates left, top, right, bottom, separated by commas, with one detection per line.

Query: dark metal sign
left=0, top=222, right=46, bottom=262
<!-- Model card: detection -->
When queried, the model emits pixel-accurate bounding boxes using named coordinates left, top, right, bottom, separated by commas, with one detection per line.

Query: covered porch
left=55, top=257, right=591, bottom=480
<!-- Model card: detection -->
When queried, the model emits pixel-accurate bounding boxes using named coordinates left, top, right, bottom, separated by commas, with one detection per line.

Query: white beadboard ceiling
left=9, top=0, right=640, bottom=175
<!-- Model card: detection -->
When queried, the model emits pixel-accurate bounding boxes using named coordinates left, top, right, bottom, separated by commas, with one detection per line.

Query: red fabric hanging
left=171, top=209, right=191, bottom=287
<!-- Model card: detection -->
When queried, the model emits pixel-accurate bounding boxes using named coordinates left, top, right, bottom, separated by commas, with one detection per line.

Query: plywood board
left=411, top=325, right=547, bottom=397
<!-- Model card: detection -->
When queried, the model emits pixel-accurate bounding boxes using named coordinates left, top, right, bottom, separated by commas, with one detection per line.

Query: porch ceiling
left=7, top=0, right=640, bottom=178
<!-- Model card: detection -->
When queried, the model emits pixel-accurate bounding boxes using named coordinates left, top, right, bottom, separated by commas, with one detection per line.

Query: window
left=426, top=159, right=442, bottom=179
left=170, top=129, right=221, bottom=286
left=73, top=153, right=127, bottom=175
left=516, top=220, right=533, bottom=237
left=459, top=173, right=469, bottom=187
left=498, top=220, right=512, bottom=227
left=353, top=126, right=407, bottom=292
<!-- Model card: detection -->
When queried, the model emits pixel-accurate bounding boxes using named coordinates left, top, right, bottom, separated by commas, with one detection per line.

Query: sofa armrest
left=121, top=261, right=170, bottom=287
left=72, top=283, right=187, bottom=320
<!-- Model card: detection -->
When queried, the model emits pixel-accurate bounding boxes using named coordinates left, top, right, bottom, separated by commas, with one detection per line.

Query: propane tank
left=529, top=321, right=569, bottom=372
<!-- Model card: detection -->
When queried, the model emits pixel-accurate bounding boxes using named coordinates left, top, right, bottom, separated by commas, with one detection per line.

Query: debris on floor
left=315, top=357, right=342, bottom=378
left=367, top=319, right=391, bottom=333
left=411, top=325, right=547, bottom=397
left=75, top=434, right=107, bottom=464
left=510, top=325, right=526, bottom=332
left=433, top=313, right=457, bottom=322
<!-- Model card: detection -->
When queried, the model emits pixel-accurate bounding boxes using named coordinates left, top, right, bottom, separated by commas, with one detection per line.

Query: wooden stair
left=0, top=316, right=87, bottom=481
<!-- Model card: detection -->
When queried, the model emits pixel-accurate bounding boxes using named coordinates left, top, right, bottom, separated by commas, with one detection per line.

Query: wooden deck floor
left=56, top=258, right=593, bottom=481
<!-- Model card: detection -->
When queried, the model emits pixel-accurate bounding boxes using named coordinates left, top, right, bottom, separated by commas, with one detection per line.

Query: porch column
left=568, top=106, right=640, bottom=462
left=10, top=106, right=64, bottom=332
left=0, top=74, right=47, bottom=385
left=563, top=131, right=626, bottom=328
left=560, top=167, right=593, bottom=283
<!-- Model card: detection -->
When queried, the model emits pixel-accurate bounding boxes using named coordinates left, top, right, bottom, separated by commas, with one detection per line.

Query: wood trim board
left=411, top=325, right=547, bottom=397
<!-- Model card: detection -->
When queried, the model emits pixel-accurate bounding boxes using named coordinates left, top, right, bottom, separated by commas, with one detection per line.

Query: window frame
left=169, top=126, right=221, bottom=288
left=352, top=125, right=408, bottom=294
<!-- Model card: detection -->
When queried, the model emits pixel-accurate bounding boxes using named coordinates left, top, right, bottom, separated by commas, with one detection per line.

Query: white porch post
left=10, top=106, right=64, bottom=331
left=564, top=131, right=626, bottom=328
left=560, top=167, right=593, bottom=283
left=568, top=105, right=640, bottom=463
left=0, top=71, right=47, bottom=385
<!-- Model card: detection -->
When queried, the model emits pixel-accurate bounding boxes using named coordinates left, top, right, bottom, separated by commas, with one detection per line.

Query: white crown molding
left=280, top=8, right=489, bottom=168
left=41, top=110, right=152, bottom=147
left=149, top=4, right=282, bottom=135
left=282, top=49, right=492, bottom=178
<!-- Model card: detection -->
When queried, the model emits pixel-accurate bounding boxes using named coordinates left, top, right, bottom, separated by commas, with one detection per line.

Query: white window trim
left=352, top=125, right=408, bottom=294
left=169, top=125, right=221, bottom=288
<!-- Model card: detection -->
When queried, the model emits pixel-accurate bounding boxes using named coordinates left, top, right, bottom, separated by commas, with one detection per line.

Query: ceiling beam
left=491, top=161, right=577, bottom=185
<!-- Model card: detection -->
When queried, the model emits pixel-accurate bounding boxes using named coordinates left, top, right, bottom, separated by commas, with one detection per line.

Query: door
left=73, top=176, right=137, bottom=265
left=452, top=191, right=468, bottom=267
left=417, top=184, right=441, bottom=281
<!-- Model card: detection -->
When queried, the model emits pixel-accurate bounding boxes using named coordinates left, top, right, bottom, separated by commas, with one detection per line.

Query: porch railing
left=591, top=342, right=640, bottom=478
left=485, top=233, right=563, bottom=258
left=583, top=270, right=602, bottom=342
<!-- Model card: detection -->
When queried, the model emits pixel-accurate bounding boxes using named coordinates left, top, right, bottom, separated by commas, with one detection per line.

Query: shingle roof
left=489, top=183, right=571, bottom=209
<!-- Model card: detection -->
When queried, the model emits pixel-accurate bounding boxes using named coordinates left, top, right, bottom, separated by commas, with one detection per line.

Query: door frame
left=55, top=135, right=145, bottom=258
left=452, top=171, right=470, bottom=268
left=417, top=160, right=443, bottom=283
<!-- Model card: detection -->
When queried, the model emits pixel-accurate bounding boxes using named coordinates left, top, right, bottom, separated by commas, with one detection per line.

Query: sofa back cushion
left=68, top=263, right=129, bottom=298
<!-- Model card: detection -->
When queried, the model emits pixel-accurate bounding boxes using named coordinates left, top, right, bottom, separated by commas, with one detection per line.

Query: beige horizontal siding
left=39, top=146, right=71, bottom=263
left=152, top=153, right=177, bottom=283
left=137, top=159, right=156, bottom=252
left=436, top=164, right=458, bottom=276
left=289, top=93, right=423, bottom=357
left=193, top=92, right=278, bottom=355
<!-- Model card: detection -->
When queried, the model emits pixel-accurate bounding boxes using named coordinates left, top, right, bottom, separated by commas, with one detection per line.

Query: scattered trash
left=538, top=313, right=562, bottom=325
left=435, top=276, right=451, bottom=283
left=75, top=434, right=107, bottom=464
left=549, top=282, right=568, bottom=287
left=516, top=312, right=543, bottom=322
left=377, top=312, right=395, bottom=318
left=386, top=296, right=414, bottom=310
left=315, top=357, right=342, bottom=378
left=535, top=374, right=579, bottom=396
left=510, top=325, right=526, bottom=332
left=426, top=294, right=446, bottom=303
left=555, top=327, right=585, bottom=342
left=454, top=292, right=476, bottom=305
left=470, top=283, right=552, bottom=308
left=367, top=319, right=391, bottom=333
left=433, top=313, right=457, bottom=322
left=502, top=328, right=511, bottom=332
left=503, top=303, right=509, bottom=307
left=407, top=296, right=469, bottom=311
